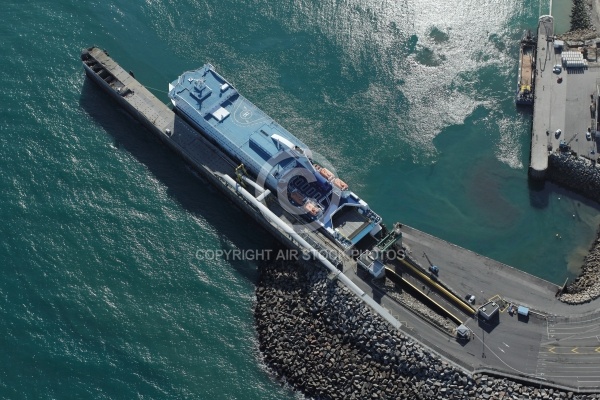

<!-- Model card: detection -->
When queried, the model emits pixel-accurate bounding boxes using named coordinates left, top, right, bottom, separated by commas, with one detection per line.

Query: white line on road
left=503, top=342, right=510, bottom=347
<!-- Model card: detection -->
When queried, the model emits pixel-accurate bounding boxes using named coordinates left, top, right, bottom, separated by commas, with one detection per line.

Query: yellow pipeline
left=397, top=258, right=476, bottom=316
left=384, top=266, right=462, bottom=325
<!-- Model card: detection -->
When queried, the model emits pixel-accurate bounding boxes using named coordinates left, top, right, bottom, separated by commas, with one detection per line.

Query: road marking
left=489, top=294, right=501, bottom=303
left=543, top=346, right=600, bottom=355
left=498, top=347, right=505, bottom=353
left=503, top=342, right=510, bottom=347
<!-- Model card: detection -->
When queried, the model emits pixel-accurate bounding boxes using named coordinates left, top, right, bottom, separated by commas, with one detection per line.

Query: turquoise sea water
left=1, top=0, right=597, bottom=398
left=553, top=0, right=573, bottom=34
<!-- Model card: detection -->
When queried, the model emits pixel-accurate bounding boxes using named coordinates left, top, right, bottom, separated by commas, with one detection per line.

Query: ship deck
left=519, top=46, right=534, bottom=87
left=169, top=66, right=308, bottom=173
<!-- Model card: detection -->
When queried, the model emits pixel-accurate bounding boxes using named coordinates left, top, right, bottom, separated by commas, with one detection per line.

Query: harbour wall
left=547, top=153, right=600, bottom=204
left=528, top=15, right=553, bottom=180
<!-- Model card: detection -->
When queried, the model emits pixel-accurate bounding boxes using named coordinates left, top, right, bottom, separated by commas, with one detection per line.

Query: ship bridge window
left=211, top=107, right=230, bottom=122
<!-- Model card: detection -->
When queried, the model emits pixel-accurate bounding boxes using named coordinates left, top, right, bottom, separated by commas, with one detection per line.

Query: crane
left=422, top=252, right=439, bottom=276
left=559, top=132, right=578, bottom=151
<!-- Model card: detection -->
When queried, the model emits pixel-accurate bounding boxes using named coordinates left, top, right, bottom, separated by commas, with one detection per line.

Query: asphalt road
left=538, top=314, right=600, bottom=388
left=344, top=224, right=600, bottom=388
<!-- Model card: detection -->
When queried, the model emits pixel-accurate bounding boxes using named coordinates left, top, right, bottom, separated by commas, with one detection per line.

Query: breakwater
left=547, top=153, right=600, bottom=204
left=255, top=261, right=598, bottom=399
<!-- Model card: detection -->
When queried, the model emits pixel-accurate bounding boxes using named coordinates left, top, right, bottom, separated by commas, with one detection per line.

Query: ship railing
left=365, top=209, right=382, bottom=224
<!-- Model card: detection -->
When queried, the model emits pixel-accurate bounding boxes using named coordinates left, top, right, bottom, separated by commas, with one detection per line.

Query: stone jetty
left=255, top=261, right=600, bottom=399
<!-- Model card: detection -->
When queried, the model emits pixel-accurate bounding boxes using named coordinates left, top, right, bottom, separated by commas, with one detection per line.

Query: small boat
left=313, top=163, right=349, bottom=191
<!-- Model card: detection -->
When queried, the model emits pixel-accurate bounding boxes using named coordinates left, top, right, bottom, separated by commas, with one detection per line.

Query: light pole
left=481, top=326, right=485, bottom=358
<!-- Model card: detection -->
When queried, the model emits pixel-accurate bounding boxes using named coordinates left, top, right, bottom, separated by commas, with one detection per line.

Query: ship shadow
left=78, top=78, right=281, bottom=284
left=515, top=105, right=533, bottom=117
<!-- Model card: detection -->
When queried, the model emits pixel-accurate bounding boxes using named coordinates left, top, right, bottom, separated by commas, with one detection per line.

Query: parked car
left=429, top=265, right=439, bottom=275
left=465, top=294, right=476, bottom=305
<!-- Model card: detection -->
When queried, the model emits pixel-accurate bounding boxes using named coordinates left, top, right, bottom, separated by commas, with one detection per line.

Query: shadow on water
left=528, top=172, right=600, bottom=215
left=515, top=104, right=533, bottom=118
left=78, top=78, right=281, bottom=284
left=527, top=176, right=548, bottom=209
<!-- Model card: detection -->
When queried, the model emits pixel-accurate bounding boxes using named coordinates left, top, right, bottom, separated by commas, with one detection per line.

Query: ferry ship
left=515, top=30, right=536, bottom=106
left=168, top=65, right=382, bottom=250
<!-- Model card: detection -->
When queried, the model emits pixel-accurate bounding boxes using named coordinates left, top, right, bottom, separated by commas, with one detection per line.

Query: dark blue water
left=1, top=0, right=593, bottom=397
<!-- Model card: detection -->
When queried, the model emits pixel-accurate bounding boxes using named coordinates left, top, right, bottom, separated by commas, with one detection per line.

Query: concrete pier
left=529, top=15, right=555, bottom=179
left=530, top=15, right=600, bottom=179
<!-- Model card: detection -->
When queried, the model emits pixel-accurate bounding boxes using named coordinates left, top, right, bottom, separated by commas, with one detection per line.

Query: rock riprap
left=560, top=232, right=600, bottom=304
left=547, top=153, right=600, bottom=204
